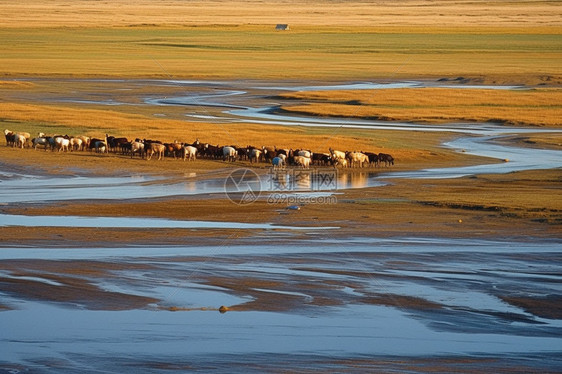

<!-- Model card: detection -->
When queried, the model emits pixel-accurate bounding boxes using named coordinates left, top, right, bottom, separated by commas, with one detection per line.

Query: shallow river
left=1, top=239, right=561, bottom=372
left=1, top=79, right=561, bottom=373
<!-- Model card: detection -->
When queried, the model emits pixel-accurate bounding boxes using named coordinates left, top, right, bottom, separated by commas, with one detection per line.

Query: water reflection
left=0, top=166, right=386, bottom=204
left=267, top=169, right=379, bottom=191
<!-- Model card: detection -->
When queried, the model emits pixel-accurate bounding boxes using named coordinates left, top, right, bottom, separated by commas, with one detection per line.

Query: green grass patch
left=1, top=26, right=560, bottom=80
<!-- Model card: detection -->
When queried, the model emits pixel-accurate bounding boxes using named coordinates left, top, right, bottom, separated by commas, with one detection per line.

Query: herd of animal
left=4, top=129, right=395, bottom=168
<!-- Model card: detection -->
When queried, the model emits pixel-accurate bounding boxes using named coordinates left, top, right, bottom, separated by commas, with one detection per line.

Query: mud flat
left=1, top=239, right=562, bottom=372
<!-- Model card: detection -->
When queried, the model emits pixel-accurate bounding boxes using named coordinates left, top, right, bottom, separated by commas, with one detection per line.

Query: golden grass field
left=280, top=87, right=562, bottom=127
left=0, top=0, right=561, bottom=244
left=0, top=1, right=560, bottom=82
left=1, top=0, right=561, bottom=28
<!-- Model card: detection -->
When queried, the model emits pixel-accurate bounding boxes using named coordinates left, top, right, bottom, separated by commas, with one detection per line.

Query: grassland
left=1, top=1, right=560, bottom=28
left=279, top=87, right=562, bottom=127
left=0, top=0, right=560, bottom=83
left=1, top=26, right=560, bottom=83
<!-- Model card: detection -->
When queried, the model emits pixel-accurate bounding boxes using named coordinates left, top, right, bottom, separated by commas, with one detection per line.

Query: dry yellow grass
left=1, top=102, right=468, bottom=171
left=280, top=88, right=562, bottom=126
left=1, top=0, right=560, bottom=28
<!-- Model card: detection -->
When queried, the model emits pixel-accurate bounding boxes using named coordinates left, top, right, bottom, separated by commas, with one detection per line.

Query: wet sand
left=1, top=240, right=561, bottom=372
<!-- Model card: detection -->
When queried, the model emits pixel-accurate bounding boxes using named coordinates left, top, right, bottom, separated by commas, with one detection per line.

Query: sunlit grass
left=0, top=26, right=560, bottom=82
left=0, top=101, right=468, bottom=168
left=280, top=88, right=562, bottom=126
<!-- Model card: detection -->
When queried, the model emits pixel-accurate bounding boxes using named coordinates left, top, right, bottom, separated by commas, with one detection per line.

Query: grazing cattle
left=88, top=138, right=104, bottom=151
left=19, top=132, right=31, bottom=146
left=32, top=136, right=50, bottom=151
left=272, top=156, right=286, bottom=170
left=4, top=130, right=15, bottom=147
left=6, top=130, right=30, bottom=147
left=329, top=148, right=347, bottom=167
left=333, top=157, right=348, bottom=168
left=94, top=140, right=107, bottom=154
left=13, top=127, right=391, bottom=173
left=183, top=145, right=197, bottom=161
left=165, top=142, right=184, bottom=159
left=296, top=149, right=312, bottom=158
left=262, top=146, right=276, bottom=162
left=130, top=140, right=145, bottom=159
left=193, top=140, right=207, bottom=156
left=329, top=148, right=346, bottom=159
left=70, top=137, right=83, bottom=151
left=146, top=142, right=166, bottom=160
left=379, top=153, right=394, bottom=167
left=121, top=141, right=132, bottom=155
left=76, top=135, right=91, bottom=150
left=222, top=146, right=238, bottom=162
left=17, top=131, right=30, bottom=139
left=106, top=136, right=129, bottom=153
left=293, top=155, right=311, bottom=168
left=237, top=146, right=249, bottom=161
left=54, top=136, right=70, bottom=152
left=312, top=152, right=332, bottom=166
left=276, top=148, right=292, bottom=158
left=249, top=148, right=263, bottom=163
left=204, top=144, right=222, bottom=159
left=364, top=152, right=379, bottom=167
left=13, top=134, right=26, bottom=148
left=346, top=152, right=369, bottom=168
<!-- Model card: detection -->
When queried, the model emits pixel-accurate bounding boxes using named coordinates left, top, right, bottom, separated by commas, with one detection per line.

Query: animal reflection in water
left=338, top=172, right=370, bottom=189
left=267, top=169, right=370, bottom=192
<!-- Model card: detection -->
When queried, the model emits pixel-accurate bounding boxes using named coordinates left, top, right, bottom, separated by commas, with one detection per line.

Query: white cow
left=183, top=145, right=197, bottom=161
left=222, top=146, right=238, bottom=162
left=329, top=148, right=347, bottom=167
left=13, top=134, right=26, bottom=148
left=297, top=150, right=312, bottom=158
left=346, top=152, right=369, bottom=168
left=76, top=135, right=91, bottom=150
left=130, top=140, right=144, bottom=158
left=329, top=148, right=346, bottom=160
left=70, top=137, right=83, bottom=151
left=293, top=155, right=311, bottom=168
left=54, top=136, right=70, bottom=152
left=146, top=142, right=165, bottom=160
left=249, top=148, right=262, bottom=163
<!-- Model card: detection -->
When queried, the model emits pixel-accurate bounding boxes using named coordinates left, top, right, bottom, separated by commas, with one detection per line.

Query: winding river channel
left=1, top=79, right=561, bottom=372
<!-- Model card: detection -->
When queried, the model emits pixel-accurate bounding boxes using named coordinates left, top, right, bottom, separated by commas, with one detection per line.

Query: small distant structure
left=275, top=24, right=289, bottom=31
